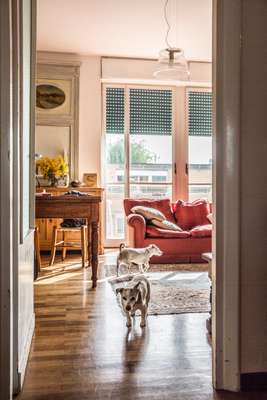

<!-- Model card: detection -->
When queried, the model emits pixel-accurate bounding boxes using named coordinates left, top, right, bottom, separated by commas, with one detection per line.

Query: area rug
left=105, top=264, right=210, bottom=315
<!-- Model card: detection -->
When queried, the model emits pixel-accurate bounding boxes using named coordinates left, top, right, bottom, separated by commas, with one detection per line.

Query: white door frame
left=0, top=0, right=36, bottom=398
left=212, top=0, right=241, bottom=391
left=0, top=1, right=13, bottom=398
left=0, top=0, right=243, bottom=396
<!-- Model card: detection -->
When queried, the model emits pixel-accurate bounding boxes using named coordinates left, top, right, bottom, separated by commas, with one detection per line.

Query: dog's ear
left=134, top=281, right=141, bottom=290
left=116, top=288, right=123, bottom=296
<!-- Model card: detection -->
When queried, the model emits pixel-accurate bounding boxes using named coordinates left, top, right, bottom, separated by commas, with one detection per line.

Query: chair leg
left=49, top=226, right=58, bottom=266
left=34, top=226, right=41, bottom=273
left=85, top=225, right=89, bottom=262
left=62, top=231, right=67, bottom=261
left=87, top=225, right=91, bottom=264
left=81, top=225, right=86, bottom=268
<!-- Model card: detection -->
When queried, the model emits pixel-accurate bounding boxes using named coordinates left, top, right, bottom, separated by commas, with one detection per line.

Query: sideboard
left=35, top=186, right=104, bottom=254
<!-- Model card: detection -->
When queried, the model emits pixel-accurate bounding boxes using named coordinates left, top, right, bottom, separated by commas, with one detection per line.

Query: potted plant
left=36, top=156, right=69, bottom=187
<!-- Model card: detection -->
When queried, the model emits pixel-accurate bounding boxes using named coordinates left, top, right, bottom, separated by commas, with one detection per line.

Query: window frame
left=185, top=86, right=213, bottom=201
left=102, top=83, right=176, bottom=247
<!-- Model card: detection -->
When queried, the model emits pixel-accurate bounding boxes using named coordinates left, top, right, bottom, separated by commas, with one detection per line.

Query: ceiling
left=37, top=0, right=212, bottom=61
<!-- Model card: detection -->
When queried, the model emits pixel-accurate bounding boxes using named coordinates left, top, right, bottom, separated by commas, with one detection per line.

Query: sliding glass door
left=187, top=89, right=212, bottom=201
left=104, top=85, right=174, bottom=245
left=105, top=87, right=125, bottom=241
left=103, top=85, right=213, bottom=245
left=129, top=88, right=173, bottom=200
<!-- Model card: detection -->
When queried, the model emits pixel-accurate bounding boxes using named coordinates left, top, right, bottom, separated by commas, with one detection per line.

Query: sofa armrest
left=127, top=213, right=146, bottom=242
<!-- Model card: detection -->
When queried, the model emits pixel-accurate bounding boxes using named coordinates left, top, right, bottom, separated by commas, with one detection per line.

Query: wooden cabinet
left=35, top=186, right=104, bottom=254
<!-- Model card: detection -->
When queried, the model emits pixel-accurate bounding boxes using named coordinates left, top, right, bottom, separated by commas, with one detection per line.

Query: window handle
left=185, top=163, right=189, bottom=175
left=174, top=162, right=177, bottom=175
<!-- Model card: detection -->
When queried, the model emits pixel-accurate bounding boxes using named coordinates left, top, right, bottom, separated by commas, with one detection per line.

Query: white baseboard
left=17, top=313, right=35, bottom=392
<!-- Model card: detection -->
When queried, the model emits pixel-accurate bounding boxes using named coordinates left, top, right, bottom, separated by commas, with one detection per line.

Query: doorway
left=0, top=0, right=244, bottom=397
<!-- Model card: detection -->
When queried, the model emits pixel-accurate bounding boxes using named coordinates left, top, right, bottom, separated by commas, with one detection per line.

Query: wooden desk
left=36, top=186, right=104, bottom=253
left=36, top=194, right=101, bottom=288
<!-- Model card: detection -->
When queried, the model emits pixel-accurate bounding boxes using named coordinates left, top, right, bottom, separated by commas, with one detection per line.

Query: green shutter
left=106, top=87, right=125, bottom=134
left=188, top=91, right=212, bottom=136
left=130, top=89, right=172, bottom=135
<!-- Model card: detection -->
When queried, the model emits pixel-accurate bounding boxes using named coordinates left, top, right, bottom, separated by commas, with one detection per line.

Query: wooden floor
left=19, top=253, right=265, bottom=400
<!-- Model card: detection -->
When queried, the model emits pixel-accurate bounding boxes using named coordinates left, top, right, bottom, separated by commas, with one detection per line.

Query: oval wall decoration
left=36, top=84, right=66, bottom=109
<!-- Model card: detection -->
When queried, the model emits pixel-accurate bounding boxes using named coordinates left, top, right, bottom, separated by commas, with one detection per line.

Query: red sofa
left=124, top=198, right=212, bottom=264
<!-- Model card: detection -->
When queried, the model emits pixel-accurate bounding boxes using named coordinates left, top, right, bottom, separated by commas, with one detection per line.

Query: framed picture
left=83, top=173, right=97, bottom=188
left=36, top=78, right=72, bottom=117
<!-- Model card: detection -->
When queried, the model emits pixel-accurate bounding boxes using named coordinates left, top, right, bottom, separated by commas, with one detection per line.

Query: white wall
left=102, top=57, right=212, bottom=82
left=77, top=55, right=211, bottom=185
left=78, top=56, right=102, bottom=183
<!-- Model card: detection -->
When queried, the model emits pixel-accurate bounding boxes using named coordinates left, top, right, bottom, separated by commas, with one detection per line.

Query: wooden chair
left=49, top=225, right=87, bottom=268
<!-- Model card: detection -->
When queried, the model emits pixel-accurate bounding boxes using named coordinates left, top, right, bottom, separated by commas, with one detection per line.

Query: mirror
left=36, top=62, right=80, bottom=181
left=35, top=125, right=70, bottom=162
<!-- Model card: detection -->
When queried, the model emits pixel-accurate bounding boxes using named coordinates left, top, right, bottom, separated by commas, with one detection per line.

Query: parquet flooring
left=18, top=253, right=266, bottom=400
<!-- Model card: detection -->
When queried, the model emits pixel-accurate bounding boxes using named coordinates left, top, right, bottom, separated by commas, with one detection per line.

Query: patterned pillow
left=131, top=206, right=165, bottom=221
left=150, top=219, right=182, bottom=231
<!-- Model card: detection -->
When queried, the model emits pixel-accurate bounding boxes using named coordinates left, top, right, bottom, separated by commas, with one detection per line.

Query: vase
left=48, top=173, right=58, bottom=187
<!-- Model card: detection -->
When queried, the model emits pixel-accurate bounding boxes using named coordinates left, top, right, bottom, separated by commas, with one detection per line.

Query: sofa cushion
left=150, top=218, right=182, bottom=231
left=146, top=225, right=190, bottom=239
left=190, top=224, right=212, bottom=238
left=131, top=205, right=165, bottom=222
left=124, top=198, right=175, bottom=222
left=174, top=199, right=210, bottom=230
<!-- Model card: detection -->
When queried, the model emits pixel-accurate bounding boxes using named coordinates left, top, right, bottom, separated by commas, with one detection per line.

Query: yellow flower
left=37, top=156, right=69, bottom=178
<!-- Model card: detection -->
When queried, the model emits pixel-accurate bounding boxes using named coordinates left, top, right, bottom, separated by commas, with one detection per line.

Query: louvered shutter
left=188, top=91, right=212, bottom=136
left=106, top=87, right=125, bottom=134
left=130, top=88, right=172, bottom=135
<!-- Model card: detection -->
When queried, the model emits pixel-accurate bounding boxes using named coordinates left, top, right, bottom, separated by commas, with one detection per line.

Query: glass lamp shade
left=153, top=48, right=190, bottom=81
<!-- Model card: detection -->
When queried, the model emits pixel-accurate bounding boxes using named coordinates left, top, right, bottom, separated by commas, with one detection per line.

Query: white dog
left=116, top=275, right=150, bottom=328
left=116, top=243, right=163, bottom=276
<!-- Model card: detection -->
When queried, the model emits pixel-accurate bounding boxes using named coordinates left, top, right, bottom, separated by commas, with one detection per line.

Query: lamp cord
left=164, top=0, right=171, bottom=48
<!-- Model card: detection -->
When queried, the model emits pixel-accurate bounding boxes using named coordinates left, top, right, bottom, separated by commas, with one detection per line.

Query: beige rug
left=105, top=264, right=211, bottom=315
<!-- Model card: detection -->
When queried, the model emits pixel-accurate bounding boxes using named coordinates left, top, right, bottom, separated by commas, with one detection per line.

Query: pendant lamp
left=154, top=0, right=190, bottom=80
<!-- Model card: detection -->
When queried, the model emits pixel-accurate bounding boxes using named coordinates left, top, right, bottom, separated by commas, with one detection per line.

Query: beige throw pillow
left=207, top=213, right=213, bottom=223
left=151, top=219, right=182, bottom=231
left=131, top=206, right=165, bottom=221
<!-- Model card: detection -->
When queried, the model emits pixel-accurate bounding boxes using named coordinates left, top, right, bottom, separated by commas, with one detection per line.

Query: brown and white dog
left=116, top=243, right=163, bottom=276
left=116, top=275, right=150, bottom=328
